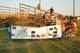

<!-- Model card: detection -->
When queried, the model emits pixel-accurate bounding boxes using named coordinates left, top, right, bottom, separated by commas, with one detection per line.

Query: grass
left=0, top=21, right=80, bottom=53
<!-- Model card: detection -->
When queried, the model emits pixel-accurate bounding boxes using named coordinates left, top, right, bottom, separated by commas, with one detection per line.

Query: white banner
left=11, top=25, right=62, bottom=39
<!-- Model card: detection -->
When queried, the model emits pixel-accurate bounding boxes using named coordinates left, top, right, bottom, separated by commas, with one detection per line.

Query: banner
left=11, top=25, right=62, bottom=39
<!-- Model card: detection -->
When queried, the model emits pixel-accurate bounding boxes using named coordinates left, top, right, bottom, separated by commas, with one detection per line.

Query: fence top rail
left=20, top=3, right=46, bottom=12
left=20, top=3, right=36, bottom=9
left=0, top=6, right=19, bottom=10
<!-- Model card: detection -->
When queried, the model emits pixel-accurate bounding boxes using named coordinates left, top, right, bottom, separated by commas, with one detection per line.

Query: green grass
left=0, top=22, right=80, bottom=53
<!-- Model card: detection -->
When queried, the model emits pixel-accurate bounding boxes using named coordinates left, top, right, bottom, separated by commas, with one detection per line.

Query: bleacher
left=0, top=3, right=60, bottom=27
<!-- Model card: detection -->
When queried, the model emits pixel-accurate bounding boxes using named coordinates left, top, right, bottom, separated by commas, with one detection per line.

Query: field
left=0, top=21, right=80, bottom=53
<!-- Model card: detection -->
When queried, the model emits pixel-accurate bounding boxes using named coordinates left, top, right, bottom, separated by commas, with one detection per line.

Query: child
left=5, top=21, right=12, bottom=43
left=61, top=24, right=66, bottom=38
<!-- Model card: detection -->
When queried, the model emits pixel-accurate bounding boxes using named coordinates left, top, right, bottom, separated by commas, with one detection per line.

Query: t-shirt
left=61, top=19, right=65, bottom=24
left=48, top=15, right=51, bottom=19
left=56, top=19, right=61, bottom=25
left=7, top=27, right=11, bottom=32
left=61, top=26, right=65, bottom=32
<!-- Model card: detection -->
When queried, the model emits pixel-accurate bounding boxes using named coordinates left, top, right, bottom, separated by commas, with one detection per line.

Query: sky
left=0, top=0, right=80, bottom=16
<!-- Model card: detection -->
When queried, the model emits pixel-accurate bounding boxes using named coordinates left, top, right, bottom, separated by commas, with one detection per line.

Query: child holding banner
left=61, top=24, right=66, bottom=38
left=5, top=21, right=12, bottom=43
